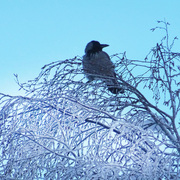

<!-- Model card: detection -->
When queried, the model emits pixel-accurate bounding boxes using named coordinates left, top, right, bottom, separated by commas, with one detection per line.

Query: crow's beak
left=100, top=44, right=109, bottom=48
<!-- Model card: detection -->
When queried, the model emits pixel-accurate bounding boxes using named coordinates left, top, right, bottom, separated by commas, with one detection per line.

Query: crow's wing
left=82, top=51, right=124, bottom=94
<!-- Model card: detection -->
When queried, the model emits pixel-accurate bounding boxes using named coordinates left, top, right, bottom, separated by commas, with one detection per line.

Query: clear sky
left=0, top=0, right=180, bottom=95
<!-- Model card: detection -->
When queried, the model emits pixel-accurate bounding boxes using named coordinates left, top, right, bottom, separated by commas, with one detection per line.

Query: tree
left=0, top=21, right=180, bottom=179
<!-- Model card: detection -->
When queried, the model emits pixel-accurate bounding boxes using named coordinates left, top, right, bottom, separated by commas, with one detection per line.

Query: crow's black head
left=85, top=40, right=109, bottom=55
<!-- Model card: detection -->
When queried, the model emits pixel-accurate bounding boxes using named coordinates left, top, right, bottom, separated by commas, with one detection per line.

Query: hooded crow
left=82, top=40, right=124, bottom=94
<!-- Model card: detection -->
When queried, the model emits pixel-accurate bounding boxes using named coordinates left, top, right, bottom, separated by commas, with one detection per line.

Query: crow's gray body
left=83, top=51, right=115, bottom=81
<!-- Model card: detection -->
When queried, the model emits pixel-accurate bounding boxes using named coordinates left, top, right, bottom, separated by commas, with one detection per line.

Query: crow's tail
left=105, top=78, right=124, bottom=94
left=107, top=86, right=124, bottom=94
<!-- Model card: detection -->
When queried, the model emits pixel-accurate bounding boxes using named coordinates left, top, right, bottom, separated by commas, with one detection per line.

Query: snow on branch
left=0, top=21, right=179, bottom=179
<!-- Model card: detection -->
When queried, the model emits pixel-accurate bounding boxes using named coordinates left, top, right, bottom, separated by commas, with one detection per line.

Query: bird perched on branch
left=82, top=40, right=124, bottom=94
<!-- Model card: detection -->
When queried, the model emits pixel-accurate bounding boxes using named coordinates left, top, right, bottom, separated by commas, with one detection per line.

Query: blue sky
left=0, top=0, right=180, bottom=95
